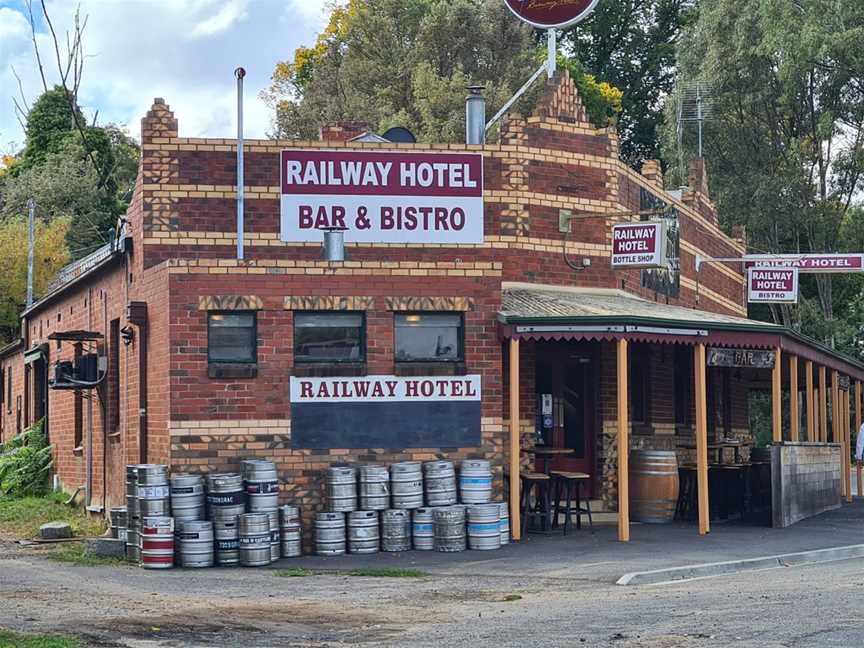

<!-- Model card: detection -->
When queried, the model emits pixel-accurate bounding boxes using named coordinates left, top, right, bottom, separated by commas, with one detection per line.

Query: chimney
left=465, top=86, right=486, bottom=145
left=640, top=159, right=663, bottom=188
left=319, top=121, right=369, bottom=143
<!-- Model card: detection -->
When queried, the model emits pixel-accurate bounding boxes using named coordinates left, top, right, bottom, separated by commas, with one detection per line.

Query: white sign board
left=747, top=267, right=799, bottom=303
left=280, top=150, right=484, bottom=244
left=611, top=221, right=667, bottom=268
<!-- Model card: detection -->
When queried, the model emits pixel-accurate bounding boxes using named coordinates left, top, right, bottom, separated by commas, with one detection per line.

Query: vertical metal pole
left=508, top=338, right=521, bottom=541
left=616, top=339, right=630, bottom=542
left=789, top=356, right=799, bottom=442
left=547, top=28, right=557, bottom=79
left=695, top=343, right=710, bottom=536
left=235, top=67, right=246, bottom=261
left=26, top=198, right=35, bottom=308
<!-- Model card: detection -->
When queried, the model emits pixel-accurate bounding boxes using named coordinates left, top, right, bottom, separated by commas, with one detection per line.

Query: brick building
left=1, top=71, right=860, bottom=537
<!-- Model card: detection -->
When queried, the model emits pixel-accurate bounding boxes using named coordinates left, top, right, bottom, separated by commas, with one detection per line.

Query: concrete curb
left=617, top=543, right=864, bottom=586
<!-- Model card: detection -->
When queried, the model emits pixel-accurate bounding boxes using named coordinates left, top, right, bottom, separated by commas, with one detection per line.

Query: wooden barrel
left=629, top=450, right=679, bottom=523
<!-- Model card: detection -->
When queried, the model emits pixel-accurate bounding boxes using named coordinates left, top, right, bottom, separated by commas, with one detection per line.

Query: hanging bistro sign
left=289, top=375, right=482, bottom=449
left=611, top=221, right=668, bottom=269
left=747, top=267, right=799, bottom=304
left=745, top=254, right=864, bottom=273
left=504, top=0, right=599, bottom=29
left=707, top=348, right=776, bottom=369
left=280, top=150, right=484, bottom=244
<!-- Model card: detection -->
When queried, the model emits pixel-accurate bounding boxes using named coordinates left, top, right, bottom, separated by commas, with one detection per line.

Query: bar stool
left=520, top=471, right=552, bottom=535
left=550, top=471, right=593, bottom=534
left=676, top=465, right=698, bottom=521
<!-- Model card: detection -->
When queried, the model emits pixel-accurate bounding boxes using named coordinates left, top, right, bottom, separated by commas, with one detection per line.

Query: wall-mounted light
left=322, top=227, right=347, bottom=262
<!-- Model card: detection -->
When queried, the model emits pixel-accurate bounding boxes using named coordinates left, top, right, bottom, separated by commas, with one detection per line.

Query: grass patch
left=346, top=568, right=427, bottom=578
left=0, top=629, right=82, bottom=648
left=0, top=492, right=106, bottom=540
left=45, top=543, right=125, bottom=567
left=274, top=567, right=314, bottom=578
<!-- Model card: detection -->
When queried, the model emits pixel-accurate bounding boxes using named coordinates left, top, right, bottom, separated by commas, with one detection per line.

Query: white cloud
left=0, top=0, right=330, bottom=151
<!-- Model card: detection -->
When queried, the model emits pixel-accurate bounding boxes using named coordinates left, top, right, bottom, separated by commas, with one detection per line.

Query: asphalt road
left=1, top=550, right=863, bottom=647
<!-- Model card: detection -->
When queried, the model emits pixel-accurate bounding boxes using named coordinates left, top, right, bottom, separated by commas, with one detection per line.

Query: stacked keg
left=495, top=501, right=510, bottom=545
left=206, top=473, right=246, bottom=520
left=459, top=459, right=492, bottom=504
left=391, top=462, right=424, bottom=509
left=412, top=507, right=434, bottom=551
left=279, top=505, right=302, bottom=558
left=170, top=473, right=205, bottom=524
left=382, top=509, right=411, bottom=552
left=239, top=513, right=272, bottom=567
left=315, top=512, right=346, bottom=556
left=358, top=464, right=389, bottom=510
left=433, top=506, right=466, bottom=552
left=326, top=466, right=358, bottom=512
left=213, top=516, right=241, bottom=566
left=467, top=504, right=501, bottom=551
left=109, top=506, right=127, bottom=543
left=177, top=520, right=214, bottom=568
left=347, top=510, right=379, bottom=554
left=423, top=461, right=457, bottom=506
left=242, top=460, right=281, bottom=562
left=140, top=515, right=174, bottom=569
left=125, top=465, right=141, bottom=563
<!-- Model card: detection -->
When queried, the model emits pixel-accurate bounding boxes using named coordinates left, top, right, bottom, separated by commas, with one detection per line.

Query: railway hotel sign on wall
left=611, top=222, right=668, bottom=269
left=504, top=0, right=599, bottom=29
left=280, top=151, right=484, bottom=244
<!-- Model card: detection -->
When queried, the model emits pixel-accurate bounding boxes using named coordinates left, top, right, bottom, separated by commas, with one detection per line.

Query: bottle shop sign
left=504, top=0, right=599, bottom=29
left=747, top=267, right=799, bottom=303
left=280, top=150, right=484, bottom=244
left=289, top=376, right=482, bottom=449
left=611, top=222, right=667, bottom=269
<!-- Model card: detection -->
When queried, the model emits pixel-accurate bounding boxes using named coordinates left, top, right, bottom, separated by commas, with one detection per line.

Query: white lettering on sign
left=744, top=254, right=864, bottom=274
left=280, top=151, right=484, bottom=244
left=611, top=222, right=666, bottom=268
left=747, top=267, right=799, bottom=304
left=289, top=375, right=482, bottom=404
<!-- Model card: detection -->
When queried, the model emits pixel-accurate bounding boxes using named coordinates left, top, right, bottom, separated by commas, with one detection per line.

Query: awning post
left=833, top=370, right=840, bottom=444
left=819, top=366, right=828, bottom=442
left=856, top=381, right=862, bottom=498
left=695, top=343, right=710, bottom=535
left=805, top=361, right=814, bottom=442
left=844, top=388, right=852, bottom=503
left=616, top=338, right=630, bottom=542
left=789, top=355, right=799, bottom=442
left=772, top=348, right=782, bottom=443
left=508, top=338, right=521, bottom=541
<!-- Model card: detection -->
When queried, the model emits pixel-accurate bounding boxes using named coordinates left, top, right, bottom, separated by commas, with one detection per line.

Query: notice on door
left=747, top=267, right=799, bottom=303
left=280, top=150, right=484, bottom=244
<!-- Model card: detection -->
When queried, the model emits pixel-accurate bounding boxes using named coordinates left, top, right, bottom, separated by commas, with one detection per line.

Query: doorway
left=535, top=342, right=597, bottom=496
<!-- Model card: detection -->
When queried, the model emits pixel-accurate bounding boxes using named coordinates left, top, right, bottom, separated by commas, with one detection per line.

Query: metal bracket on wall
left=559, top=209, right=574, bottom=233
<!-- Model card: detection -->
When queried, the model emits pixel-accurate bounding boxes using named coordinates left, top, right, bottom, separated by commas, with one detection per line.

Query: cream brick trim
left=284, top=296, right=374, bottom=311
left=680, top=240, right=745, bottom=285
left=385, top=296, right=475, bottom=311
left=679, top=276, right=746, bottom=316
left=166, top=258, right=502, bottom=278
left=198, top=295, right=263, bottom=311
left=169, top=419, right=290, bottom=437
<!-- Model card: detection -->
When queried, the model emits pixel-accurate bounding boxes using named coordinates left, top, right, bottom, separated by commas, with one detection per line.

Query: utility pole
left=26, top=198, right=35, bottom=308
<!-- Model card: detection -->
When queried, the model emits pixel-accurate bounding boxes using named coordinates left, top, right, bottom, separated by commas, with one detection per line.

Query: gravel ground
left=1, top=546, right=863, bottom=647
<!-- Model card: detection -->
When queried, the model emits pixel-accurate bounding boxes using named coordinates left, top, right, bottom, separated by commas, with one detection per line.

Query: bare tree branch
left=10, top=65, right=31, bottom=116
left=25, top=0, right=48, bottom=93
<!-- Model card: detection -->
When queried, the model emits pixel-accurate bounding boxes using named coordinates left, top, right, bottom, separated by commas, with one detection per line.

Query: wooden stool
left=550, top=471, right=593, bottom=534
left=520, top=472, right=552, bottom=535
left=676, top=465, right=697, bottom=521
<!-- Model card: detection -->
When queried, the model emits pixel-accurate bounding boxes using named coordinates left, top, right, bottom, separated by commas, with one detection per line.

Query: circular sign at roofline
left=504, top=0, right=599, bottom=29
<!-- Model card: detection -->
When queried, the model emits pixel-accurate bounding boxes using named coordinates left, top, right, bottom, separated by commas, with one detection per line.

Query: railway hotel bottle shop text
left=1, top=71, right=860, bottom=543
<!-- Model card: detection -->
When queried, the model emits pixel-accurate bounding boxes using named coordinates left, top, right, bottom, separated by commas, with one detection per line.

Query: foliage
left=18, top=88, right=83, bottom=172
left=563, top=0, right=697, bottom=166
left=558, top=58, right=624, bottom=127
left=46, top=544, right=125, bottom=567
left=664, top=0, right=864, bottom=355
left=0, top=629, right=82, bottom=648
left=0, top=490, right=106, bottom=540
left=274, top=567, right=314, bottom=577
left=0, top=420, right=53, bottom=497
left=0, top=216, right=69, bottom=342
left=262, top=0, right=621, bottom=143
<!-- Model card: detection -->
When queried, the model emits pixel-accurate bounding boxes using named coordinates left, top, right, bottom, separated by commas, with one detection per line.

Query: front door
left=535, top=342, right=596, bottom=496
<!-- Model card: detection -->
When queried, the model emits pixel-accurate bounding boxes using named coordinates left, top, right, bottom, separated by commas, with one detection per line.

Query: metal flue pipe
left=235, top=67, right=246, bottom=260
left=465, top=86, right=486, bottom=145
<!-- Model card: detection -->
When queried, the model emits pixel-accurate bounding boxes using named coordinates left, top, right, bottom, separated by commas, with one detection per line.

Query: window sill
left=108, top=431, right=121, bottom=440
left=72, top=446, right=84, bottom=455
left=208, top=364, right=258, bottom=379
left=292, top=363, right=367, bottom=378
left=393, top=362, right=467, bottom=377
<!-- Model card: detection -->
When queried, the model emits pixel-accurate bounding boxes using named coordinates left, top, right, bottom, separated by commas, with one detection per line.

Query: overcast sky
left=0, top=0, right=330, bottom=153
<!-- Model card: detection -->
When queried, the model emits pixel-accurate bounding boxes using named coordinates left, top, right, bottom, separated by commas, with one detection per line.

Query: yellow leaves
left=582, top=72, right=624, bottom=122
left=0, top=155, right=16, bottom=179
left=0, top=217, right=70, bottom=313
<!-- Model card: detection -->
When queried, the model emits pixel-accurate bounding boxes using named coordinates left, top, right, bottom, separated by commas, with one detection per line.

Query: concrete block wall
left=772, top=442, right=842, bottom=528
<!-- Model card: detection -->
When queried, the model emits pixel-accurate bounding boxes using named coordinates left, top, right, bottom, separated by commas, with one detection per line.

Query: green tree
left=562, top=0, right=697, bottom=167
left=0, top=216, right=69, bottom=342
left=664, top=0, right=864, bottom=352
left=263, top=0, right=621, bottom=143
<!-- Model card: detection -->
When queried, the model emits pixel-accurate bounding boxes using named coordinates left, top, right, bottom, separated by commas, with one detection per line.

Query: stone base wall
left=771, top=442, right=842, bottom=528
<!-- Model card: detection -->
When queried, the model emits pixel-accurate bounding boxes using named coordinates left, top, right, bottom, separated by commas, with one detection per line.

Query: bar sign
left=747, top=267, right=799, bottom=304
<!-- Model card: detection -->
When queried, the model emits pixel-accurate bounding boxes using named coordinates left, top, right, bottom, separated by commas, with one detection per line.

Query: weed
left=346, top=568, right=427, bottom=578
left=274, top=567, right=314, bottom=577
left=46, top=544, right=125, bottom=567
left=0, top=628, right=82, bottom=648
left=0, top=493, right=106, bottom=540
